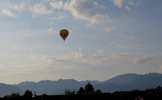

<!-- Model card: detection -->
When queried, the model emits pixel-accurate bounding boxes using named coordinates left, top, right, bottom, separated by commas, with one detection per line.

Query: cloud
left=45, top=51, right=162, bottom=70
left=0, top=0, right=137, bottom=19
left=13, top=3, right=51, bottom=15
left=0, top=0, right=137, bottom=33
left=133, top=56, right=162, bottom=65
left=49, top=0, right=65, bottom=10
left=64, top=0, right=137, bottom=23
left=133, top=56, right=162, bottom=73
left=47, top=27, right=55, bottom=36
left=12, top=0, right=68, bottom=16
left=0, top=0, right=136, bottom=24
left=160, top=65, right=162, bottom=72
left=45, top=51, right=131, bottom=66
left=0, top=9, right=16, bottom=17
left=113, top=0, right=124, bottom=8
left=134, top=57, right=154, bottom=64
left=64, top=0, right=107, bottom=24
left=30, top=3, right=51, bottom=15
left=111, top=53, right=129, bottom=60
left=63, top=0, right=138, bottom=32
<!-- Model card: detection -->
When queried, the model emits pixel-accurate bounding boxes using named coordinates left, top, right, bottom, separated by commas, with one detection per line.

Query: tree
left=84, top=83, right=95, bottom=94
left=65, top=89, right=75, bottom=95
left=24, top=90, right=33, bottom=98
left=96, top=89, right=102, bottom=94
left=77, top=87, right=85, bottom=94
left=77, top=83, right=102, bottom=95
left=4, top=93, right=20, bottom=99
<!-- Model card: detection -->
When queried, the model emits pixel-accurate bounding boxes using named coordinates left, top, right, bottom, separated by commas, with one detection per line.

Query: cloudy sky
left=0, top=0, right=162, bottom=84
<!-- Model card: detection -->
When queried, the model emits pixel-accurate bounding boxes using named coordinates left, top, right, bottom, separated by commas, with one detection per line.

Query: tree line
left=1, top=83, right=162, bottom=100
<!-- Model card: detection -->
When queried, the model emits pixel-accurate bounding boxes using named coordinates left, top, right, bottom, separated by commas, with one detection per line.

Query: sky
left=0, top=0, right=162, bottom=84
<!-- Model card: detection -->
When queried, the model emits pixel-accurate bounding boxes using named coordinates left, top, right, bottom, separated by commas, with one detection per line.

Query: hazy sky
left=0, top=0, right=162, bottom=84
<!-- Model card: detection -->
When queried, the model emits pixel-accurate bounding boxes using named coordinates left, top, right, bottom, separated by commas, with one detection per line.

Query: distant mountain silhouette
left=95, top=73, right=162, bottom=92
left=17, top=79, right=100, bottom=95
left=0, top=83, right=22, bottom=97
left=0, top=73, right=162, bottom=96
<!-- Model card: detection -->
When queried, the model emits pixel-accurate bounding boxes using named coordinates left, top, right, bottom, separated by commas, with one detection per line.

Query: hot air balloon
left=59, top=29, right=69, bottom=41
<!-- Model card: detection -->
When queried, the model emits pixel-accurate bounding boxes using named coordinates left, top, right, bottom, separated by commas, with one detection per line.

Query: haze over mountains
left=0, top=73, right=162, bottom=97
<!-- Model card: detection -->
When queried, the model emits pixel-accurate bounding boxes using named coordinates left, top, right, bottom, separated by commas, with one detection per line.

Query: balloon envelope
left=59, top=29, right=69, bottom=41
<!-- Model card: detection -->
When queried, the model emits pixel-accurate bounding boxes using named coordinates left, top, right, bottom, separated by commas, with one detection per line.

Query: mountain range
left=0, top=73, right=162, bottom=97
